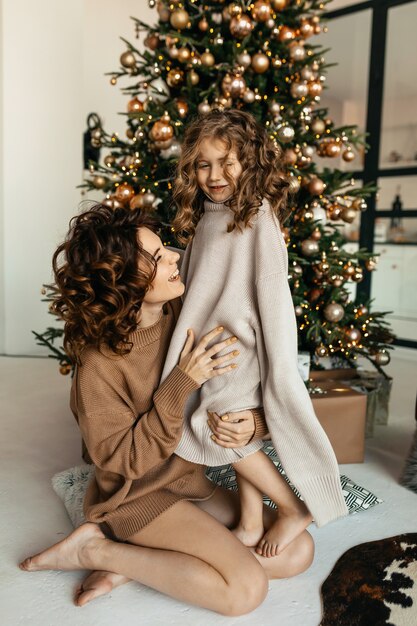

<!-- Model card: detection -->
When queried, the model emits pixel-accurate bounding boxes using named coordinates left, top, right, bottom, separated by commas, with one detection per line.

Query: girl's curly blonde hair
left=172, top=109, right=290, bottom=245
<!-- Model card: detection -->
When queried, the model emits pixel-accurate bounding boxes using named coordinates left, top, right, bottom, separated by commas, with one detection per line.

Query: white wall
left=0, top=0, right=155, bottom=355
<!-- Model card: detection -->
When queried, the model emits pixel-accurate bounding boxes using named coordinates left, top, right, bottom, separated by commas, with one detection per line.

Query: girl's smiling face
left=196, top=138, right=243, bottom=203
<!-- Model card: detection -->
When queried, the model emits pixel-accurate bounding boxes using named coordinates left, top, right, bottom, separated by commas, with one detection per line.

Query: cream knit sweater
left=162, top=198, right=348, bottom=527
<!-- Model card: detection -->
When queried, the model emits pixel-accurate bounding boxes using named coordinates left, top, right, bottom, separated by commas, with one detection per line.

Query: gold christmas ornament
left=277, top=125, right=295, bottom=143
left=278, top=26, right=295, bottom=42
left=324, top=302, right=345, bottom=323
left=175, top=99, right=189, bottom=118
left=301, top=238, right=320, bottom=256
left=127, top=97, right=144, bottom=113
left=243, top=89, right=255, bottom=103
left=326, top=141, right=341, bottom=157
left=366, top=257, right=377, bottom=271
left=290, top=82, right=308, bottom=99
left=311, top=118, right=326, bottom=134
left=198, top=17, right=209, bottom=31
left=343, top=263, right=356, bottom=278
left=309, top=82, right=323, bottom=97
left=342, top=148, right=355, bottom=162
left=167, top=68, right=184, bottom=87
left=284, top=148, right=297, bottom=165
left=198, top=100, right=211, bottom=114
left=271, top=0, right=288, bottom=10
left=289, top=43, right=306, bottom=62
left=144, top=33, right=160, bottom=50
left=143, top=191, right=156, bottom=207
left=311, top=227, right=322, bottom=241
left=188, top=69, right=200, bottom=85
left=92, top=175, right=107, bottom=189
left=201, top=50, right=216, bottom=67
left=357, top=305, right=369, bottom=316
left=345, top=327, right=362, bottom=344
left=294, top=305, right=303, bottom=317
left=353, top=197, right=367, bottom=211
left=102, top=196, right=124, bottom=210
left=228, top=3, right=243, bottom=17
left=120, top=51, right=136, bottom=69
left=309, top=288, right=323, bottom=303
left=177, top=47, right=191, bottom=63
left=154, top=137, right=174, bottom=150
left=300, top=66, right=314, bottom=81
left=230, top=14, right=253, bottom=39
left=328, top=204, right=342, bottom=221
left=372, top=350, right=391, bottom=366
left=168, top=46, right=179, bottom=59
left=104, top=155, right=116, bottom=167
left=170, top=9, right=190, bottom=30
left=330, top=275, right=344, bottom=287
left=60, top=364, right=72, bottom=375
left=157, top=1, right=170, bottom=22
left=315, top=345, right=328, bottom=357
left=251, top=52, right=270, bottom=74
left=115, top=182, right=135, bottom=203
left=252, top=0, right=272, bottom=22
left=340, top=207, right=357, bottom=224
left=237, top=50, right=252, bottom=68
left=352, top=269, right=364, bottom=282
left=130, top=194, right=145, bottom=210
left=308, top=177, right=325, bottom=195
left=222, top=73, right=246, bottom=98
left=150, top=115, right=174, bottom=142
left=300, top=20, right=314, bottom=38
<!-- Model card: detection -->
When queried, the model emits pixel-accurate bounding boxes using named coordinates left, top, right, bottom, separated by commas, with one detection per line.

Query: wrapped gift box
left=310, top=368, right=392, bottom=437
left=310, top=381, right=367, bottom=464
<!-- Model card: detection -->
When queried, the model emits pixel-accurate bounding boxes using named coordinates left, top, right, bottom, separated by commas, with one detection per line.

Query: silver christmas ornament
left=323, top=303, right=345, bottom=323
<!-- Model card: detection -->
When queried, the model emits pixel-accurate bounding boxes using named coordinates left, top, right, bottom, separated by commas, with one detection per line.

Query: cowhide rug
left=320, top=534, right=417, bottom=626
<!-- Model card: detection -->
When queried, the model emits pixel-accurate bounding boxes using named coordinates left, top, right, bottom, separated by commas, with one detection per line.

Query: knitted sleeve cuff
left=249, top=408, right=270, bottom=442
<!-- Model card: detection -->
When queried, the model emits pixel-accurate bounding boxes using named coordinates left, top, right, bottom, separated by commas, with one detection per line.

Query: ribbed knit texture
left=70, top=299, right=216, bottom=540
left=162, top=199, right=348, bottom=527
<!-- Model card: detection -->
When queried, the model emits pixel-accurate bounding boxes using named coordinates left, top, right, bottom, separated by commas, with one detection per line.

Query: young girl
left=162, top=109, right=348, bottom=558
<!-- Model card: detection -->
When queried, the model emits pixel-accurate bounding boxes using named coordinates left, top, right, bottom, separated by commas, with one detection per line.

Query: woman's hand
left=207, top=410, right=257, bottom=448
left=178, top=327, right=239, bottom=386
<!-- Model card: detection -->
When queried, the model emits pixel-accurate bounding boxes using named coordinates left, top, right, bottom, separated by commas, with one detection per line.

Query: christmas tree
left=35, top=0, right=394, bottom=375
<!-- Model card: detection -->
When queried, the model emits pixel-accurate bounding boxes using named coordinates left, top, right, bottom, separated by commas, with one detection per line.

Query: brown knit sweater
left=70, top=298, right=268, bottom=540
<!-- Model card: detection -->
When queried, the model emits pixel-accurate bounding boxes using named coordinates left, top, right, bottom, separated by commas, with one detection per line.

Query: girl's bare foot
left=256, top=506, right=313, bottom=558
left=19, top=523, right=106, bottom=573
left=75, top=571, right=131, bottom=606
left=232, top=523, right=264, bottom=548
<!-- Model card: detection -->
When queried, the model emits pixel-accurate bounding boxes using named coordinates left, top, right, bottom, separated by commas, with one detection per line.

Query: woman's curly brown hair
left=172, top=109, right=290, bottom=244
left=50, top=204, right=159, bottom=364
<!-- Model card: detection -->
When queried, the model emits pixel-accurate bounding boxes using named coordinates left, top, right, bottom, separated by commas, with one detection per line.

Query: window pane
left=371, top=221, right=417, bottom=342
left=314, top=10, right=372, bottom=173
left=376, top=176, right=417, bottom=212
left=380, top=2, right=417, bottom=168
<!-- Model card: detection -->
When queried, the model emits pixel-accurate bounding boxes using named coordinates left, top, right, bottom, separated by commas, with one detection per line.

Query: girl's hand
left=207, top=410, right=258, bottom=448
left=178, top=327, right=239, bottom=386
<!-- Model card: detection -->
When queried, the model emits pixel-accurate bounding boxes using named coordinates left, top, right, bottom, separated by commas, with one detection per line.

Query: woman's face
left=196, top=137, right=243, bottom=203
left=138, top=227, right=185, bottom=306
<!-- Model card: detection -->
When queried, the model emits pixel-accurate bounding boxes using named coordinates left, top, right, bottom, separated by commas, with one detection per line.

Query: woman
left=20, top=205, right=313, bottom=616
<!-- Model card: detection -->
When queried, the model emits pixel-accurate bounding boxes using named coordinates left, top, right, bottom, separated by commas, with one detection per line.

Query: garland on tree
left=34, top=0, right=395, bottom=375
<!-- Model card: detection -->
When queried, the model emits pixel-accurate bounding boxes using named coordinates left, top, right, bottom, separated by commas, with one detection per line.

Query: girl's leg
left=232, top=452, right=313, bottom=558
left=20, top=501, right=268, bottom=617
left=232, top=471, right=265, bottom=547
left=197, top=485, right=314, bottom=578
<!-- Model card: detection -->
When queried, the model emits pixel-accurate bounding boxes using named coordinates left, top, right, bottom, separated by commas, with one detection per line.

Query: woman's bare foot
left=75, top=571, right=131, bottom=606
left=19, top=523, right=106, bottom=573
left=232, top=523, right=264, bottom=548
left=256, top=505, right=313, bottom=558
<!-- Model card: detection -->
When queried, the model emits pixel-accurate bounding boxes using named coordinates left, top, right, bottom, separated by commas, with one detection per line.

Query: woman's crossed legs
left=20, top=488, right=314, bottom=615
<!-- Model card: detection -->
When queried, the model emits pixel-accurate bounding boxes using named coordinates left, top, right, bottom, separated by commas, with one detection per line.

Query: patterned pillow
left=52, top=443, right=382, bottom=528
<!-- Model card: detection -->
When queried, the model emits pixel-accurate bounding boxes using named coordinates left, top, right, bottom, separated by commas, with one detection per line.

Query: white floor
left=1, top=351, right=417, bottom=626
